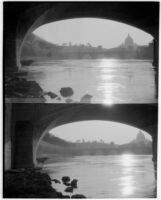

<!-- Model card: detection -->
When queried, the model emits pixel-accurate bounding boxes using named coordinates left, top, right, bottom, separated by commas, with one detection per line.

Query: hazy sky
left=49, top=121, right=151, bottom=144
left=34, top=18, right=153, bottom=49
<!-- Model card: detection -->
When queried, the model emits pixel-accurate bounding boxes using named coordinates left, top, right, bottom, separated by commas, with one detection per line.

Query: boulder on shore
left=45, top=91, right=58, bottom=99
left=71, top=194, right=86, bottom=198
left=60, top=87, right=74, bottom=97
left=62, top=176, right=70, bottom=183
left=65, top=186, right=73, bottom=193
left=80, top=94, right=93, bottom=103
left=65, top=98, right=74, bottom=103
left=70, top=179, right=78, bottom=188
left=21, top=59, right=34, bottom=66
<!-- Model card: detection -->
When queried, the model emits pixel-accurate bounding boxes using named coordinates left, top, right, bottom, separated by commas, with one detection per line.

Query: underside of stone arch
left=5, top=103, right=157, bottom=168
left=4, top=2, right=159, bottom=71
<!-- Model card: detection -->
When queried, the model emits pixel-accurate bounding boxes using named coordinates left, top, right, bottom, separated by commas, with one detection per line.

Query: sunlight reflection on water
left=121, top=154, right=135, bottom=166
left=44, top=155, right=156, bottom=198
left=23, top=59, right=156, bottom=103
left=120, top=154, right=136, bottom=196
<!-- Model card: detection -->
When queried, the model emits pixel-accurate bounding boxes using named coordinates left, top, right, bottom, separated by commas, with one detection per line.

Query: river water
left=22, top=59, right=156, bottom=104
left=44, top=155, right=156, bottom=198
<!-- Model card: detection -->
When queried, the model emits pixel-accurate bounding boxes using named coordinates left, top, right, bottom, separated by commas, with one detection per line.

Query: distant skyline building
left=135, top=130, right=147, bottom=144
left=123, top=34, right=137, bottom=50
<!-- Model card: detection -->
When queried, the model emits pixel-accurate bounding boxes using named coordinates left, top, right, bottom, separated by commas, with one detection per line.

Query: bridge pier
left=12, top=121, right=34, bottom=169
left=148, top=124, right=158, bottom=165
left=152, top=133, right=157, bottom=184
left=152, top=134, right=158, bottom=165
left=153, top=37, right=159, bottom=99
left=4, top=31, right=19, bottom=73
left=4, top=7, right=19, bottom=73
left=4, top=104, right=12, bottom=170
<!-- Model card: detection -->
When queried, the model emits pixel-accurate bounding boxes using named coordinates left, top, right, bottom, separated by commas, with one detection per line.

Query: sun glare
left=121, top=154, right=134, bottom=166
left=120, top=154, right=136, bottom=196
left=97, top=60, right=116, bottom=105
left=121, top=184, right=135, bottom=196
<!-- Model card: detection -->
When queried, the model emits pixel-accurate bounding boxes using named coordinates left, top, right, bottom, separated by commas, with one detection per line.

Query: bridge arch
left=19, top=16, right=154, bottom=66
left=32, top=104, right=157, bottom=166
left=34, top=119, right=153, bottom=166
left=18, top=16, right=154, bottom=67
left=4, top=2, right=159, bottom=71
left=6, top=104, right=157, bottom=169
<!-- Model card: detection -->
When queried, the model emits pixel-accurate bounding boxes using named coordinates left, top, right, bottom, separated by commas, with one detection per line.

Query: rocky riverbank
left=5, top=72, right=46, bottom=101
left=4, top=168, right=86, bottom=198
left=5, top=72, right=93, bottom=103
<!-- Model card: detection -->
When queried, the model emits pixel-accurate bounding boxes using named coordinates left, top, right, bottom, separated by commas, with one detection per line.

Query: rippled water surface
left=22, top=59, right=156, bottom=103
left=44, top=155, right=156, bottom=198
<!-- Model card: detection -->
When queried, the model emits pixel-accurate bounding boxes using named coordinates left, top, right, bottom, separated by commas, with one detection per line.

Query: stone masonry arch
left=4, top=2, right=159, bottom=71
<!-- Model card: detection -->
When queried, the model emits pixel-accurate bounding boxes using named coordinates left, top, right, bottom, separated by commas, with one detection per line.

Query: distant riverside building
left=134, top=130, right=152, bottom=146
left=124, top=34, right=134, bottom=49
left=120, top=34, right=137, bottom=51
left=136, top=130, right=146, bottom=143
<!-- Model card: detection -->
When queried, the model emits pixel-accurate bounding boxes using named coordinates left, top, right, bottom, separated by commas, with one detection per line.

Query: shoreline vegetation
left=4, top=168, right=86, bottom=198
